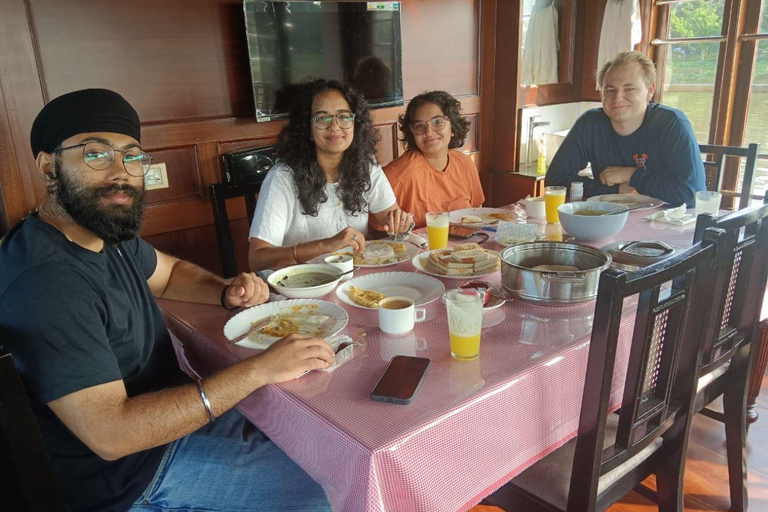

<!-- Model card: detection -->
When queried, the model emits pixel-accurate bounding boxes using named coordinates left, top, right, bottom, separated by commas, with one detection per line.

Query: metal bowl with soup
left=557, top=201, right=629, bottom=241
left=267, top=264, right=344, bottom=299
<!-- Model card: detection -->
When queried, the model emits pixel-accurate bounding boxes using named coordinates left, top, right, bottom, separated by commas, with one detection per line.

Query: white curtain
left=597, top=0, right=643, bottom=84
left=521, top=0, right=560, bottom=86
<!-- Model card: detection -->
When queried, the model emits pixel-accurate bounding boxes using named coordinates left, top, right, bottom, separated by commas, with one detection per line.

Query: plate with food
left=223, top=299, right=348, bottom=350
left=449, top=207, right=518, bottom=227
left=411, top=243, right=501, bottom=279
left=586, top=194, right=663, bottom=210
left=322, top=240, right=420, bottom=268
left=336, top=272, right=445, bottom=310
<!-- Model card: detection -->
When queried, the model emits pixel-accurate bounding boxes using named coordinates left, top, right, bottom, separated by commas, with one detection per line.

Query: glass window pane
left=669, top=0, right=725, bottom=39
left=742, top=40, right=768, bottom=203
left=761, top=0, right=768, bottom=34
left=661, top=41, right=721, bottom=143
left=521, top=0, right=537, bottom=52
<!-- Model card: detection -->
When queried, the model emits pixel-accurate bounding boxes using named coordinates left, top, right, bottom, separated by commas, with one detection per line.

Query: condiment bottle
left=570, top=182, right=584, bottom=202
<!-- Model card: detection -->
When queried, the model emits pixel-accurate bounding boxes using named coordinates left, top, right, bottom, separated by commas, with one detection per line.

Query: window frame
left=650, top=0, right=767, bottom=200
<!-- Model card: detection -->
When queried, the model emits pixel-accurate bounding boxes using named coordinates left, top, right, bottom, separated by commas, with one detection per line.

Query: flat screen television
left=244, top=1, right=404, bottom=122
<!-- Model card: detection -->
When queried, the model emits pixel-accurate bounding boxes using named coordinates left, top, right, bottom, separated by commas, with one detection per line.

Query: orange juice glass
left=445, top=289, right=483, bottom=361
left=426, top=211, right=449, bottom=250
left=544, top=186, right=566, bottom=224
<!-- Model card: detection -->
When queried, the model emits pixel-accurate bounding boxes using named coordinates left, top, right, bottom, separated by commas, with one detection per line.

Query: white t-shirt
left=249, top=161, right=397, bottom=246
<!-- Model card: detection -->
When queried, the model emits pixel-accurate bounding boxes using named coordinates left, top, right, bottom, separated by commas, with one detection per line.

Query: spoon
left=228, top=316, right=273, bottom=345
left=312, top=268, right=356, bottom=286
left=598, top=203, right=654, bottom=216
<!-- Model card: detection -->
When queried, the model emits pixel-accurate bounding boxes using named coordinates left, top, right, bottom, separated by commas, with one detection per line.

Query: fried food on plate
left=348, top=285, right=387, bottom=308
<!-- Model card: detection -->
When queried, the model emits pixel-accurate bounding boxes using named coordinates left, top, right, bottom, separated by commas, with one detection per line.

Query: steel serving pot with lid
left=600, top=240, right=685, bottom=271
left=500, top=242, right=612, bottom=305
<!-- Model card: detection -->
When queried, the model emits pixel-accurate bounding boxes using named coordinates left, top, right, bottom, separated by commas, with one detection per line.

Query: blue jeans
left=127, top=409, right=332, bottom=512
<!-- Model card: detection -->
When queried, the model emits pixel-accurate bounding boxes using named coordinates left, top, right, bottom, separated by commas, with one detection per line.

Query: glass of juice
left=544, top=186, right=566, bottom=224
left=445, top=289, right=483, bottom=361
left=425, top=211, right=450, bottom=250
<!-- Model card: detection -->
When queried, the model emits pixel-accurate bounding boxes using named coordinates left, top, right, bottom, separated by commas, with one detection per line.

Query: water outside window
left=660, top=0, right=725, bottom=144
left=741, top=38, right=768, bottom=202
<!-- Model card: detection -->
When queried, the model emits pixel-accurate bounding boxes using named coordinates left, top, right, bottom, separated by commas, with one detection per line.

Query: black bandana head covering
left=30, top=88, right=141, bottom=157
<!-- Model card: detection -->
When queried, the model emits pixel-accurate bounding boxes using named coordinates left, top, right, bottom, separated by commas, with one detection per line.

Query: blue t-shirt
left=0, top=215, right=189, bottom=512
left=545, top=103, right=706, bottom=207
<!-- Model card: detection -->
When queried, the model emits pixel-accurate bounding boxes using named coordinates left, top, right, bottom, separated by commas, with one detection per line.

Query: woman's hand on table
left=224, top=272, right=270, bottom=308
left=256, top=334, right=335, bottom=383
left=328, top=227, right=366, bottom=253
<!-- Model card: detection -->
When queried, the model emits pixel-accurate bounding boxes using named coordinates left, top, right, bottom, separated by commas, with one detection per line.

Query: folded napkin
left=495, top=221, right=537, bottom=244
left=645, top=205, right=696, bottom=225
left=320, top=335, right=355, bottom=373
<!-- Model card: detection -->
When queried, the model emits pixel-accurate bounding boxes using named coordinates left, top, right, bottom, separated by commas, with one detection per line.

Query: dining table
left=159, top=205, right=710, bottom=512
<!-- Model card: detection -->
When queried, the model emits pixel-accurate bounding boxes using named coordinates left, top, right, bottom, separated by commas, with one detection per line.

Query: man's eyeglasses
left=312, top=112, right=356, bottom=130
left=52, top=141, right=153, bottom=177
left=411, top=116, right=449, bottom=136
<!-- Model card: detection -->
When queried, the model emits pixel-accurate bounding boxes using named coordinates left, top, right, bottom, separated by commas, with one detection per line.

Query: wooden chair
left=0, top=347, right=67, bottom=511
left=210, top=182, right=261, bottom=278
left=485, top=228, right=725, bottom=512
left=689, top=193, right=768, bottom=511
left=699, top=143, right=759, bottom=210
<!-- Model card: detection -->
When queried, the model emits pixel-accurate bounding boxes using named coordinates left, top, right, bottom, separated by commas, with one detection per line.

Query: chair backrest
left=210, top=182, right=261, bottom=278
left=566, top=229, right=724, bottom=511
left=0, top=348, right=67, bottom=511
left=693, top=194, right=768, bottom=374
left=699, top=143, right=759, bottom=210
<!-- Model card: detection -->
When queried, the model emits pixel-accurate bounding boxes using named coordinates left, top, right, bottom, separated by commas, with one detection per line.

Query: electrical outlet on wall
left=144, top=162, right=169, bottom=190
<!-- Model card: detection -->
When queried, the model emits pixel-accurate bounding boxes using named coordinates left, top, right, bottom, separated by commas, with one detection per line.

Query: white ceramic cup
left=378, top=296, right=426, bottom=335
left=379, top=332, right=429, bottom=360
left=323, top=254, right=354, bottom=281
left=526, top=196, right=546, bottom=219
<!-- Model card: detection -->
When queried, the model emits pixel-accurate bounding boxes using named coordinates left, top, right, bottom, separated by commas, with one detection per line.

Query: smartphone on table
left=448, top=225, right=480, bottom=239
left=371, top=356, right=431, bottom=405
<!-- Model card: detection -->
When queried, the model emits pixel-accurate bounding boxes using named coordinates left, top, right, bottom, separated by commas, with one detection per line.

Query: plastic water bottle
left=570, top=182, right=584, bottom=202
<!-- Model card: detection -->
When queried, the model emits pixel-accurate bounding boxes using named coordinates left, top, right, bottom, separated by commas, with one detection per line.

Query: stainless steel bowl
left=500, top=242, right=612, bottom=305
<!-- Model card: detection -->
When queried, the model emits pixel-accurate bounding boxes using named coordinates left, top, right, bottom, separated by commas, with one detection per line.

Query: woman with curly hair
left=384, top=91, right=485, bottom=228
left=248, top=79, right=411, bottom=271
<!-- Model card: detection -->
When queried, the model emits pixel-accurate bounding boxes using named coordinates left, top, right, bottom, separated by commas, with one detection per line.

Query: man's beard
left=52, top=159, right=147, bottom=245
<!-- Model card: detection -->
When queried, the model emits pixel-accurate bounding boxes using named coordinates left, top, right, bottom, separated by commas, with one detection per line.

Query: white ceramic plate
left=449, top=207, right=518, bottom=227
left=336, top=271, right=445, bottom=310
left=411, top=252, right=501, bottom=280
left=314, top=241, right=421, bottom=269
left=586, top=194, right=663, bottom=210
left=223, top=299, right=348, bottom=350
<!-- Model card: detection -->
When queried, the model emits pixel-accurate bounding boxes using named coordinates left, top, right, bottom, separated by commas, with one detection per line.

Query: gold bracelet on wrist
left=293, top=241, right=302, bottom=263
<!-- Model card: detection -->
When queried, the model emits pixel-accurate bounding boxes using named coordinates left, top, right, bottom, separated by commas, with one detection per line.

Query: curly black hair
left=398, top=91, right=471, bottom=152
left=276, top=79, right=377, bottom=217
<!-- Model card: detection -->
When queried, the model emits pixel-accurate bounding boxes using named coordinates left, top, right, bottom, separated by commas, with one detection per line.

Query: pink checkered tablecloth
left=160, top=208, right=700, bottom=512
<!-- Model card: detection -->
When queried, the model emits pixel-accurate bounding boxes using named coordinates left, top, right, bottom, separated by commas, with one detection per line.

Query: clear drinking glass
left=445, top=289, right=484, bottom=361
left=695, top=190, right=722, bottom=217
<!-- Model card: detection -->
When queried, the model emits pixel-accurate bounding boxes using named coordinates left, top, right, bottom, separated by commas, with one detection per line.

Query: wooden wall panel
left=401, top=0, right=479, bottom=97
left=30, top=0, right=253, bottom=122
left=144, top=147, right=202, bottom=204
left=375, top=124, right=398, bottom=166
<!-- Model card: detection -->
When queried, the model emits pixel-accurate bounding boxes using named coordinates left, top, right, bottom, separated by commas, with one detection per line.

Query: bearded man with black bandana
left=0, top=89, right=334, bottom=512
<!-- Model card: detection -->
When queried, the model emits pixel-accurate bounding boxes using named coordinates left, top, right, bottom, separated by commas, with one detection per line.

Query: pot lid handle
left=620, top=240, right=674, bottom=258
